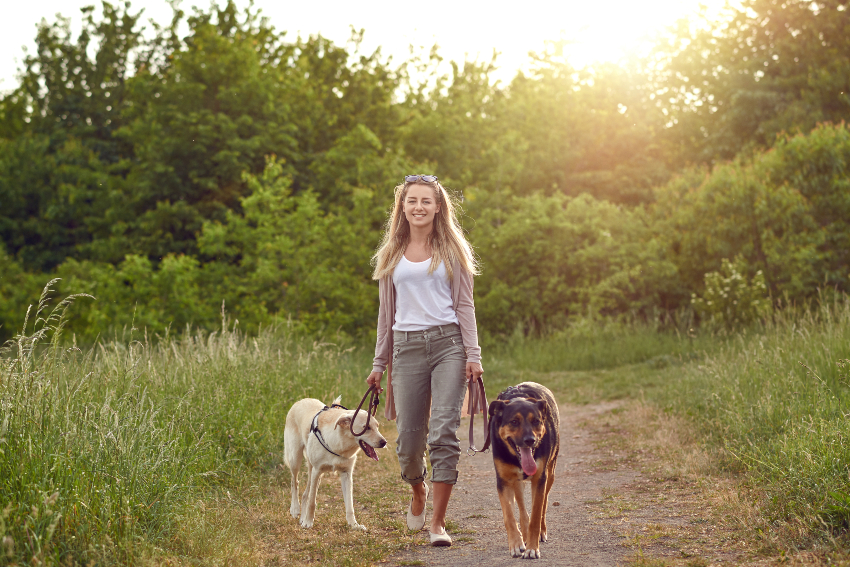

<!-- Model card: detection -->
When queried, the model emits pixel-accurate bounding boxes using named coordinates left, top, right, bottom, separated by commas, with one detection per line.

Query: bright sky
left=0, top=0, right=730, bottom=92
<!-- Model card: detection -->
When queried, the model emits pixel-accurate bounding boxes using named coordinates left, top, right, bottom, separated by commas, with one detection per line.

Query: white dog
left=284, top=396, right=387, bottom=530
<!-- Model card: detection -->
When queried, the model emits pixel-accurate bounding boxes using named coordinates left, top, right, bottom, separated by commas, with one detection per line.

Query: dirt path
left=387, top=402, right=639, bottom=567
left=386, top=401, right=748, bottom=567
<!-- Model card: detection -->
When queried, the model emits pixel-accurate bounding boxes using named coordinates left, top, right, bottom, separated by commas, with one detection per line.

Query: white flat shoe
left=406, top=482, right=429, bottom=531
left=429, top=527, right=452, bottom=547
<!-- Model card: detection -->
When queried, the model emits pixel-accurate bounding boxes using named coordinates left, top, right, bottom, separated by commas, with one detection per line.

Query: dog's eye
left=510, top=419, right=520, bottom=426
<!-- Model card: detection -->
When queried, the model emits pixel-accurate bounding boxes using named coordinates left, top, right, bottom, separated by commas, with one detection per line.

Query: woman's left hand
left=465, top=361, right=484, bottom=382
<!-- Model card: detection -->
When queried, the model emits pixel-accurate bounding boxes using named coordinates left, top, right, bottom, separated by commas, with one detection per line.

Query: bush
left=691, top=255, right=771, bottom=330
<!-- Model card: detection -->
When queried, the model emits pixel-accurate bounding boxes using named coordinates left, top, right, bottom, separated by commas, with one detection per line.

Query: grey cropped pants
left=391, top=323, right=467, bottom=486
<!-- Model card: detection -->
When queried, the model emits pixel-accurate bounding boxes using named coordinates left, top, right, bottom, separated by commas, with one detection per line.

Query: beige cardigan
left=371, top=262, right=483, bottom=420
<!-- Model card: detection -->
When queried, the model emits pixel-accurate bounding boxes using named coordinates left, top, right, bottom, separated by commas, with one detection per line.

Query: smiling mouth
left=359, top=440, right=379, bottom=461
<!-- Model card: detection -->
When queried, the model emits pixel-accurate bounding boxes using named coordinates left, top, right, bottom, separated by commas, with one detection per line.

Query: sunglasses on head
left=404, top=174, right=438, bottom=184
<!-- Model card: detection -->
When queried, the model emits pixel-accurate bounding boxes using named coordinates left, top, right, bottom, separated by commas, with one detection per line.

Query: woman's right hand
left=366, top=371, right=384, bottom=394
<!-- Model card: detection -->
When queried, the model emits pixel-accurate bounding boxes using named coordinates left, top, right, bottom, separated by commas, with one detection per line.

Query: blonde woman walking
left=366, top=174, right=484, bottom=546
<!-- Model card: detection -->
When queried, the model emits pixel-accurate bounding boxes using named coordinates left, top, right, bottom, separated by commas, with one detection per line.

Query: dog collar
left=310, top=404, right=348, bottom=457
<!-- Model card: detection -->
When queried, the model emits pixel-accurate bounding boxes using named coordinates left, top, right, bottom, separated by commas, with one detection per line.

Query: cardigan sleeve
left=371, top=276, right=392, bottom=374
left=454, top=267, right=482, bottom=364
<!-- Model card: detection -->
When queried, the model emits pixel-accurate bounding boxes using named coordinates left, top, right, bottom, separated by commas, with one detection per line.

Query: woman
left=366, top=174, right=484, bottom=546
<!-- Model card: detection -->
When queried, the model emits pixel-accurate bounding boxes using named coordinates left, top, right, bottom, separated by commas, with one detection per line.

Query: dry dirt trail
left=385, top=401, right=744, bottom=567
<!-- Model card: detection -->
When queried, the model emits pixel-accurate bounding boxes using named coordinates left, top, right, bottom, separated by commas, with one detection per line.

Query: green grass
left=496, top=298, right=850, bottom=550
left=6, top=283, right=850, bottom=564
left=483, top=319, right=721, bottom=404
left=652, top=300, right=850, bottom=545
left=0, top=283, right=376, bottom=565
left=485, top=318, right=715, bottom=374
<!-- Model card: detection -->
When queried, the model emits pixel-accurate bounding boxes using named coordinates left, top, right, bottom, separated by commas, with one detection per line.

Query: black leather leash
left=466, top=376, right=490, bottom=455
left=350, top=384, right=380, bottom=437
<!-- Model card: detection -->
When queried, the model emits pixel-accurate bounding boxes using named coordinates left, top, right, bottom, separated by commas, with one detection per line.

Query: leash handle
left=466, top=376, right=490, bottom=455
left=351, top=385, right=380, bottom=437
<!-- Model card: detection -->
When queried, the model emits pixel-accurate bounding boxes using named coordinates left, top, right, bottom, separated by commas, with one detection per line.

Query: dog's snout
left=521, top=435, right=536, bottom=447
left=377, top=439, right=387, bottom=448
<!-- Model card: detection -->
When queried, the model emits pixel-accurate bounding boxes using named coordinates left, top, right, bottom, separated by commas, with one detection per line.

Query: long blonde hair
left=371, top=179, right=479, bottom=281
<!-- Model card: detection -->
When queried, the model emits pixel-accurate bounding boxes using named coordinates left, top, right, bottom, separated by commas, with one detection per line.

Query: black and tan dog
left=488, top=381, right=560, bottom=559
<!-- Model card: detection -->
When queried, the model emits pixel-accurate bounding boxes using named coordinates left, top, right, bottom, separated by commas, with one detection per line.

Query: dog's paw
left=508, top=542, right=525, bottom=558
left=299, top=517, right=314, bottom=529
left=289, top=505, right=300, bottom=519
left=349, top=521, right=367, bottom=531
left=522, top=548, right=541, bottom=559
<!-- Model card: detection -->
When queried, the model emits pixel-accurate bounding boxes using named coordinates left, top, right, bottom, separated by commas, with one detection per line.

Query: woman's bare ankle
left=411, top=482, right=427, bottom=516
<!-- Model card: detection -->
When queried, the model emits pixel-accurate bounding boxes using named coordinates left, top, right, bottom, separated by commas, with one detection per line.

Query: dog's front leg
left=300, top=461, right=314, bottom=519
left=497, top=480, right=525, bottom=557
left=288, top=449, right=304, bottom=519
left=340, top=470, right=366, bottom=531
left=540, top=457, right=557, bottom=543
left=522, top=471, right=547, bottom=559
left=289, top=468, right=301, bottom=519
left=300, top=467, right=323, bottom=528
left=513, top=481, right=530, bottom=545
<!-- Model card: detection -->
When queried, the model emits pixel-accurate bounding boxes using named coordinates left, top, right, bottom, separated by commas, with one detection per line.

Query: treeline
left=1, top=0, right=849, bottom=342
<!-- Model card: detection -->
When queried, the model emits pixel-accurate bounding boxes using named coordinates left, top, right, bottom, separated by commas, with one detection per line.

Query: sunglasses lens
left=404, top=174, right=438, bottom=183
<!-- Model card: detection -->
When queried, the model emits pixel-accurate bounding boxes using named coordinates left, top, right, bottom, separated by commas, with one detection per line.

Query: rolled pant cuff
left=430, top=467, right=459, bottom=485
left=401, top=468, right=427, bottom=486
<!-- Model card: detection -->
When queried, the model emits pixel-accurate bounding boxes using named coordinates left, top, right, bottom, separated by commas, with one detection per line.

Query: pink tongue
left=520, top=447, right=537, bottom=476
left=360, top=441, right=379, bottom=462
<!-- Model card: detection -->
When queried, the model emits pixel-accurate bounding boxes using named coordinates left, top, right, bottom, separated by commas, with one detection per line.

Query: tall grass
left=7, top=279, right=850, bottom=562
left=486, top=317, right=715, bottom=374
left=653, top=297, right=850, bottom=544
left=496, top=297, right=850, bottom=548
left=0, top=282, right=372, bottom=565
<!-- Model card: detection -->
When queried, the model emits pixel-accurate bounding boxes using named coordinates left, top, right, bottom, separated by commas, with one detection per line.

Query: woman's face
left=403, top=183, right=440, bottom=231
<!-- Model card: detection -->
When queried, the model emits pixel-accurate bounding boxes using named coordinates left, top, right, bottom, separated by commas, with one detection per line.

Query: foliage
left=197, top=154, right=394, bottom=334
left=653, top=123, right=850, bottom=306
left=2, top=0, right=850, bottom=343
left=654, top=0, right=850, bottom=165
left=472, top=191, right=678, bottom=335
left=691, top=256, right=771, bottom=330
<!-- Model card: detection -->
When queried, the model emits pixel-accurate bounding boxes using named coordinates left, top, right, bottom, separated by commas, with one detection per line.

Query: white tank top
left=392, top=256, right=459, bottom=331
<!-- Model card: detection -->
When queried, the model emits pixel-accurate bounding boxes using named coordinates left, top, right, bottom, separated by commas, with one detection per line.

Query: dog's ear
left=489, top=399, right=508, bottom=419
left=534, top=399, right=549, bottom=421
left=335, top=415, right=352, bottom=430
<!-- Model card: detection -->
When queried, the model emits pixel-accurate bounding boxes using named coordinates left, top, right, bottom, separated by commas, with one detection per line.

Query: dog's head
left=488, top=397, right=548, bottom=476
left=335, top=410, right=387, bottom=461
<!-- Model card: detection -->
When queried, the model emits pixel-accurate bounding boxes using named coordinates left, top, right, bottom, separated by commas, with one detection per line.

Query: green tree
left=0, top=2, right=143, bottom=270
left=471, top=191, right=678, bottom=335
left=652, top=127, right=844, bottom=304
left=654, top=0, right=850, bottom=165
left=198, top=156, right=399, bottom=333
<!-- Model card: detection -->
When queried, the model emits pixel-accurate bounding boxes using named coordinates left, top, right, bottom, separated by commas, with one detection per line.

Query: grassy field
left=3, top=288, right=850, bottom=565
left=0, top=286, right=405, bottom=566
